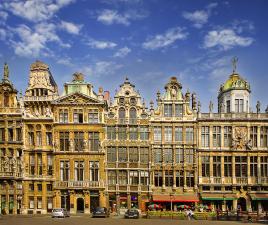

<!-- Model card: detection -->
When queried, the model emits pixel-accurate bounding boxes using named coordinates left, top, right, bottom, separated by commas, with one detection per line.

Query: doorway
left=237, top=197, right=247, bottom=211
left=77, top=198, right=84, bottom=213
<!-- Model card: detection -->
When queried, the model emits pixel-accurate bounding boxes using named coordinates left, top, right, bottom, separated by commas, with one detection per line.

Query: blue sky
left=0, top=0, right=268, bottom=112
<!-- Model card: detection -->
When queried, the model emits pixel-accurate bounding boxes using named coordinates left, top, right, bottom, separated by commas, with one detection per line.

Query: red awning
left=153, top=194, right=199, bottom=202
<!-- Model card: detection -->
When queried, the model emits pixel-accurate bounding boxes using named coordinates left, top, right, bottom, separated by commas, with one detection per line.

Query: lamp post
left=170, top=193, right=173, bottom=212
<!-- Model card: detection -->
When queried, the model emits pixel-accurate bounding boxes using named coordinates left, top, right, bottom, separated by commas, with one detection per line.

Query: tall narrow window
left=226, top=100, right=230, bottom=113
left=260, top=127, right=268, bottom=147
left=88, top=109, right=98, bottom=123
left=140, top=147, right=149, bottom=163
left=164, top=127, right=172, bottom=142
left=36, top=131, right=42, bottom=146
left=140, top=126, right=149, bottom=140
left=129, top=108, right=137, bottom=124
left=29, top=154, right=35, bottom=175
left=186, top=127, right=194, bottom=143
left=213, top=126, right=221, bottom=147
left=224, top=126, right=232, bottom=147
left=60, top=132, right=69, bottom=151
left=185, top=149, right=194, bottom=164
left=175, top=104, right=183, bottom=117
left=118, top=127, right=126, bottom=140
left=74, top=132, right=84, bottom=151
left=28, top=132, right=34, bottom=146
left=118, top=170, right=127, bottom=185
left=261, top=156, right=268, bottom=177
left=88, top=132, right=99, bottom=151
left=0, top=128, right=5, bottom=142
left=4, top=92, right=9, bottom=107
left=186, top=171, right=194, bottom=187
left=118, top=108, right=125, bottom=124
left=37, top=154, right=42, bottom=175
left=89, top=161, right=99, bottom=181
left=154, top=149, right=162, bottom=163
left=165, top=170, right=173, bottom=186
left=164, top=149, right=172, bottom=163
left=201, top=126, right=209, bottom=147
left=46, top=132, right=53, bottom=146
left=250, top=156, right=258, bottom=177
left=118, top=147, right=127, bottom=162
left=74, top=160, right=84, bottom=181
left=129, top=127, right=138, bottom=140
left=235, top=156, right=247, bottom=177
left=129, top=147, right=138, bottom=162
left=176, top=171, right=184, bottom=187
left=175, top=149, right=184, bottom=163
left=154, top=127, right=162, bottom=141
left=108, top=171, right=116, bottom=185
left=107, top=147, right=116, bottom=162
left=175, top=127, right=183, bottom=142
left=60, top=161, right=69, bottom=181
left=130, top=171, right=139, bottom=185
left=201, top=156, right=210, bottom=177
left=213, top=156, right=221, bottom=177
left=164, top=104, right=172, bottom=117
left=154, top=170, right=163, bottom=187
left=250, top=126, right=258, bottom=147
left=140, top=171, right=149, bottom=185
left=47, top=155, right=53, bottom=176
left=224, top=156, right=232, bottom=177
left=73, top=109, right=83, bottom=123
left=59, top=109, right=68, bottom=123
left=107, top=126, right=116, bottom=140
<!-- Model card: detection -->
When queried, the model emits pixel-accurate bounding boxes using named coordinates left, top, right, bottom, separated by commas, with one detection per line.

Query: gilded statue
left=4, top=62, right=9, bottom=79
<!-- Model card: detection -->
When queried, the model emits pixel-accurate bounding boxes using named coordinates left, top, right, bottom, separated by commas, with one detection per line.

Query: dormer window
left=88, top=109, right=98, bottom=123
left=119, top=97, right=125, bottom=105
left=164, top=104, right=172, bottom=117
left=175, top=104, right=183, bottom=117
left=130, top=97, right=136, bottom=105
left=73, top=109, right=83, bottom=123
left=235, top=99, right=244, bottom=113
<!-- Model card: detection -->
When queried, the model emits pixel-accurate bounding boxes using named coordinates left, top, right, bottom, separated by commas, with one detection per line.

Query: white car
left=51, top=208, right=70, bottom=218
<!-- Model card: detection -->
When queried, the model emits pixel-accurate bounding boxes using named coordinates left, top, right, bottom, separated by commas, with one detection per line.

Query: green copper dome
left=219, top=73, right=251, bottom=94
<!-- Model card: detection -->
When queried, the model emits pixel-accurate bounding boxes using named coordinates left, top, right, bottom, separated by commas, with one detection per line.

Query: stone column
left=232, top=155, right=235, bottom=184
left=42, top=182, right=47, bottom=214
left=127, top=193, right=131, bottom=209
left=84, top=191, right=90, bottom=214
left=233, top=199, right=237, bottom=210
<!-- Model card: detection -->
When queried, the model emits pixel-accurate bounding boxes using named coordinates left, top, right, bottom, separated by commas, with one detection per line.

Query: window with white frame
left=154, top=127, right=161, bottom=141
left=74, top=160, right=84, bottom=181
left=130, top=171, right=139, bottom=185
left=164, top=127, right=172, bottom=142
left=88, top=109, right=99, bottom=123
left=89, top=161, right=99, bottom=181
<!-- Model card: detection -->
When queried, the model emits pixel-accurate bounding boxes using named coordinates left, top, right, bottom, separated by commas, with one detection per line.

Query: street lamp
left=170, top=193, right=173, bottom=212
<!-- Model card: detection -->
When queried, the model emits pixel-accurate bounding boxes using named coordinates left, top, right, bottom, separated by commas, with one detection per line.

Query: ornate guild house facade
left=0, top=59, right=268, bottom=215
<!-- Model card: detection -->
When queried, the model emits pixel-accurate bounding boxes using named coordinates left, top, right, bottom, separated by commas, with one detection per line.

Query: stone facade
left=0, top=60, right=268, bottom=215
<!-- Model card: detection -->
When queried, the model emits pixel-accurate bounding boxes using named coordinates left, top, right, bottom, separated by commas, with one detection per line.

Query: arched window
left=129, top=107, right=137, bottom=118
left=4, top=92, right=9, bottom=107
left=119, top=108, right=125, bottom=119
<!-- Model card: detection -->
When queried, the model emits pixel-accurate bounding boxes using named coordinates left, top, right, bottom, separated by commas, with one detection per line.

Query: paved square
left=0, top=215, right=261, bottom=225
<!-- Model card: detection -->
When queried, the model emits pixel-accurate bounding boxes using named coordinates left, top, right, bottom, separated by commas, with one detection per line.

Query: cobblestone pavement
left=0, top=215, right=261, bottom=225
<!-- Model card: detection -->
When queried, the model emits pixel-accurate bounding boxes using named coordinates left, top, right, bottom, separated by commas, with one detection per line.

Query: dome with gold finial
left=219, top=57, right=250, bottom=95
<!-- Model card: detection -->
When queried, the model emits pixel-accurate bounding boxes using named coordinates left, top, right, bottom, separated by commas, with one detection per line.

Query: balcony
left=24, top=95, right=57, bottom=101
left=0, top=171, right=22, bottom=178
left=236, top=177, right=248, bottom=184
left=54, top=180, right=104, bottom=189
left=259, top=177, right=268, bottom=184
left=0, top=107, right=21, bottom=114
left=212, top=177, right=222, bottom=184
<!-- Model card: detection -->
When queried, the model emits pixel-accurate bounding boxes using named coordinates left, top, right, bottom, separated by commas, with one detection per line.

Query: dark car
left=92, top=207, right=109, bottom=218
left=124, top=209, right=139, bottom=219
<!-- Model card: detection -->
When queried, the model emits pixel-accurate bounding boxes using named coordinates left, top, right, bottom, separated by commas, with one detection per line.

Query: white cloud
left=10, top=22, right=69, bottom=57
left=60, top=21, right=83, bottom=35
left=142, top=27, right=188, bottom=50
left=0, top=11, right=8, bottom=21
left=0, top=28, right=6, bottom=40
left=204, top=29, right=254, bottom=50
left=3, top=0, right=75, bottom=22
left=182, top=2, right=217, bottom=28
left=56, top=57, right=73, bottom=66
left=81, top=61, right=122, bottom=77
left=87, top=39, right=117, bottom=49
left=113, top=46, right=131, bottom=57
left=97, top=9, right=147, bottom=26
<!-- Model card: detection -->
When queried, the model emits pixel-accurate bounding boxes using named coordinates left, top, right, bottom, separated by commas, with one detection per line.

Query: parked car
left=124, top=209, right=139, bottom=219
left=51, top=208, right=70, bottom=218
left=92, top=207, right=109, bottom=218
